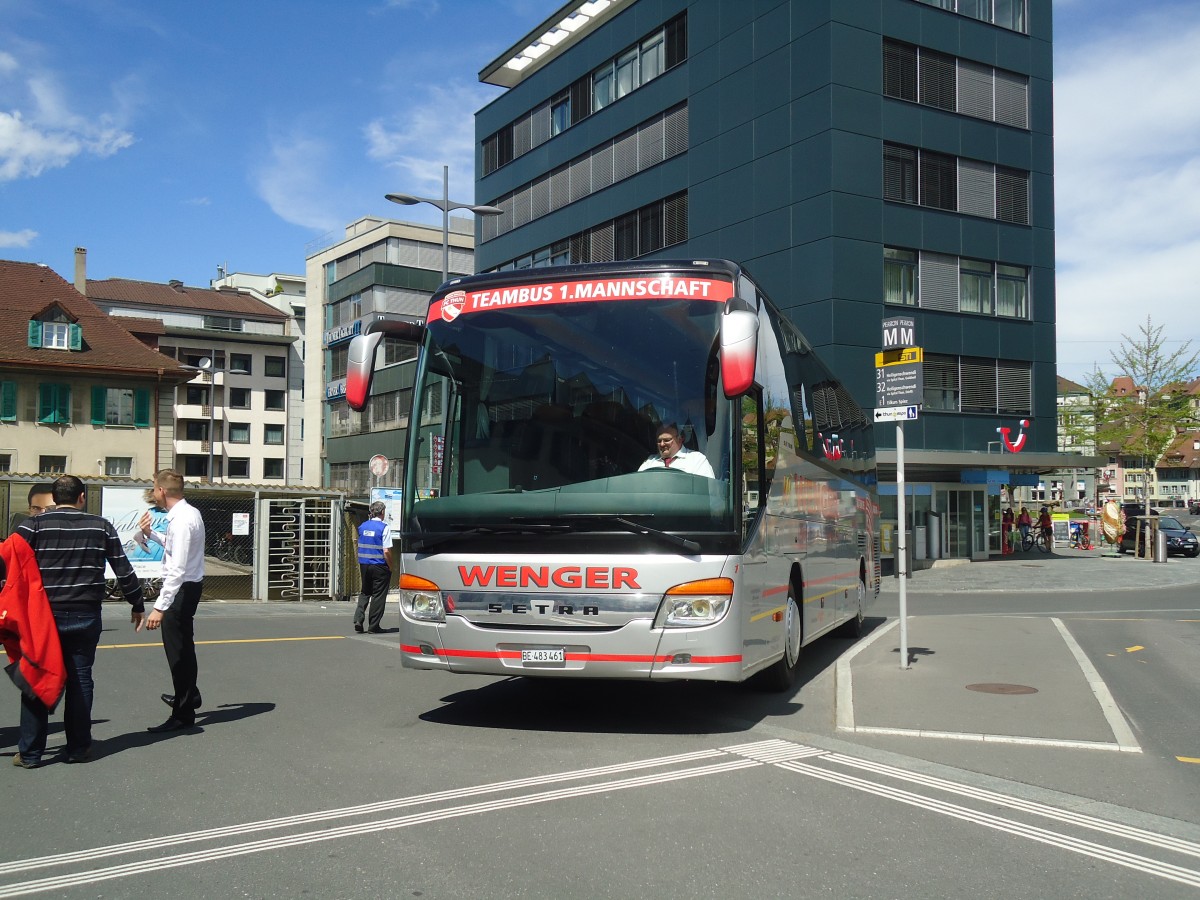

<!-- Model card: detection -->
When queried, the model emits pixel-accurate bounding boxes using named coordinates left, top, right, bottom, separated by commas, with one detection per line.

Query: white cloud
left=0, top=228, right=37, bottom=248
left=252, top=133, right=344, bottom=233
left=0, top=54, right=135, bottom=182
left=364, top=80, right=496, bottom=203
left=1054, top=9, right=1200, bottom=379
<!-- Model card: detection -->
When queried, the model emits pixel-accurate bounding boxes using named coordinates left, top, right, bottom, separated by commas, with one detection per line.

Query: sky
left=1, top=0, right=1197, bottom=385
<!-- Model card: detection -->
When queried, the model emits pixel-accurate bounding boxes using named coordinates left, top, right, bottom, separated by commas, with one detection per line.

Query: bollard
left=1154, top=527, right=1168, bottom=563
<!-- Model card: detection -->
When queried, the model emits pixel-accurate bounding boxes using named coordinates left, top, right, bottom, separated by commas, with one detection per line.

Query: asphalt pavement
left=844, top=544, right=1200, bottom=753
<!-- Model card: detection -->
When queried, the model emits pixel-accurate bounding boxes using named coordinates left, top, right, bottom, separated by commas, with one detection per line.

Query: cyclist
left=1037, top=506, right=1054, bottom=547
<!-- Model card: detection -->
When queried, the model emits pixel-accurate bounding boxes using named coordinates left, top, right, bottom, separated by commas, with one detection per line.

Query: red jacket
left=0, top=533, right=65, bottom=710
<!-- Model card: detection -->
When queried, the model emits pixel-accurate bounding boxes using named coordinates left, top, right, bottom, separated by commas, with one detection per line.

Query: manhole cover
left=966, top=683, right=1038, bottom=695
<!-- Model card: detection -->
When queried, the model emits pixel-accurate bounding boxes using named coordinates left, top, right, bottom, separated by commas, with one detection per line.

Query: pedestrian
left=6, top=482, right=54, bottom=535
left=1017, top=506, right=1032, bottom=544
left=12, top=475, right=144, bottom=767
left=1001, top=507, right=1015, bottom=555
left=353, top=501, right=393, bottom=634
left=137, top=469, right=205, bottom=734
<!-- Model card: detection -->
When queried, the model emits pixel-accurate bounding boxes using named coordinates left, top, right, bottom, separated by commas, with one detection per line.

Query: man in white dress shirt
left=138, top=469, right=206, bottom=733
left=637, top=423, right=715, bottom=478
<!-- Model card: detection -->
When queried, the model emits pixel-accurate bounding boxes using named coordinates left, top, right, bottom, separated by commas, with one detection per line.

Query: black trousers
left=354, top=564, right=391, bottom=631
left=161, top=580, right=203, bottom=724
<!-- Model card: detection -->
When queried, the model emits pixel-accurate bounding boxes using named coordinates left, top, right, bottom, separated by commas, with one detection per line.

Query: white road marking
left=777, top=759, right=1200, bottom=889
left=1051, top=617, right=1141, bottom=752
left=0, top=739, right=1194, bottom=896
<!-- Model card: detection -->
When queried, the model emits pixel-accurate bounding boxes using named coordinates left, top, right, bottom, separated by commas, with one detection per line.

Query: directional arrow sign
left=874, top=405, right=920, bottom=422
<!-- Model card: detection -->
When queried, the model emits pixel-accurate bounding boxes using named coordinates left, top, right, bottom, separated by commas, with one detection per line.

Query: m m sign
left=882, top=316, right=916, bottom=350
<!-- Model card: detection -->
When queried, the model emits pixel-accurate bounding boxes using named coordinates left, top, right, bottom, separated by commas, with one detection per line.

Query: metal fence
left=2, top=476, right=350, bottom=603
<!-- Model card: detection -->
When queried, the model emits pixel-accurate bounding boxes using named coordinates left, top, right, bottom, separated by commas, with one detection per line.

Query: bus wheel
left=753, top=586, right=802, bottom=692
left=836, top=573, right=866, bottom=639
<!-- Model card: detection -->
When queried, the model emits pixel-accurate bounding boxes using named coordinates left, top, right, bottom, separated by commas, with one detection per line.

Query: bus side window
left=742, top=392, right=766, bottom=536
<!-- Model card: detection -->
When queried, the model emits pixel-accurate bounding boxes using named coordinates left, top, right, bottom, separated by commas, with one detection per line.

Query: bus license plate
left=521, top=648, right=565, bottom=664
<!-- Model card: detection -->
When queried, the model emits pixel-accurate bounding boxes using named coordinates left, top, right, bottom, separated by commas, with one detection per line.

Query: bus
left=346, top=259, right=878, bottom=690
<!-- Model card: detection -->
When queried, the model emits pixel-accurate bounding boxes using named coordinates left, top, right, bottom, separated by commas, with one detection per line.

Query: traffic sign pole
left=897, top=422, right=909, bottom=670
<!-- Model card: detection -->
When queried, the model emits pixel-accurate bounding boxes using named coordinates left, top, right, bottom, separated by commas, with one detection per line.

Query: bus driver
left=638, top=423, right=715, bottom=478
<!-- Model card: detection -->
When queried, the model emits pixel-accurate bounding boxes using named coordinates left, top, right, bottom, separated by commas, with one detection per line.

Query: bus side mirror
left=346, top=332, right=384, bottom=411
left=720, top=309, right=758, bottom=397
left=345, top=314, right=426, bottom=411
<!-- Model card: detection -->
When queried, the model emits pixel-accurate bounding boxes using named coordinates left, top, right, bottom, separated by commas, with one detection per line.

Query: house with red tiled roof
left=81, top=251, right=302, bottom=485
left=0, top=258, right=191, bottom=495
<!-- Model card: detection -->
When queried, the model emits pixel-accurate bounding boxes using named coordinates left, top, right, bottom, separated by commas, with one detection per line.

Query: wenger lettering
left=458, top=565, right=640, bottom=590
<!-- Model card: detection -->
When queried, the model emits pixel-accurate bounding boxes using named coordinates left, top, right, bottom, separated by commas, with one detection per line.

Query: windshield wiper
left=524, top=514, right=701, bottom=554
left=409, top=521, right=571, bottom=552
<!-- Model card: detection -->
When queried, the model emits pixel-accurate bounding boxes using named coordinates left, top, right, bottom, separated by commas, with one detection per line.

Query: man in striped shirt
left=13, top=475, right=144, bottom=767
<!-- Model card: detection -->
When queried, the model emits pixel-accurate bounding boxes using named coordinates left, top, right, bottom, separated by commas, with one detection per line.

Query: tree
left=1082, top=316, right=1199, bottom=501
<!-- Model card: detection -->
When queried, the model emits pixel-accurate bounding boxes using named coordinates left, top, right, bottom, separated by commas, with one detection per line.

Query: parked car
left=1119, top=514, right=1200, bottom=558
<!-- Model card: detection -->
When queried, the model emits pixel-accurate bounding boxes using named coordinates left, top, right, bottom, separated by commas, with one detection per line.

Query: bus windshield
left=403, top=284, right=737, bottom=546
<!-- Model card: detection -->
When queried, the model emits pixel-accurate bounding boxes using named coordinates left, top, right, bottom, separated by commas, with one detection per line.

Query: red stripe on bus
left=400, top=647, right=742, bottom=665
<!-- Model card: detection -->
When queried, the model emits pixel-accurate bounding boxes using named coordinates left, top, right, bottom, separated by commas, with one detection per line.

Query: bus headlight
left=656, top=577, right=734, bottom=628
left=400, top=573, right=445, bottom=623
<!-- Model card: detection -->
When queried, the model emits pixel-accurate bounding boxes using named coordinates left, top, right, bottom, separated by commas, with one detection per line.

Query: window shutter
left=530, top=103, right=551, bottom=149
left=638, top=115, right=664, bottom=169
left=38, top=383, right=54, bottom=423
left=67, top=385, right=78, bottom=424
left=994, top=70, right=1029, bottom=129
left=957, top=60, right=994, bottom=120
left=27, top=321, right=42, bottom=348
left=996, top=167, right=1030, bottom=224
left=664, top=192, right=688, bottom=247
left=957, top=159, right=995, bottom=217
left=0, top=381, right=15, bottom=421
left=918, top=50, right=956, bottom=111
left=883, top=40, right=917, bottom=101
left=997, top=361, right=1032, bottom=413
left=884, top=144, right=917, bottom=203
left=960, top=358, right=996, bottom=412
left=91, top=386, right=107, bottom=425
left=919, top=252, right=959, bottom=311
left=919, top=150, right=957, bottom=210
left=513, top=111, right=533, bottom=158
left=663, top=103, right=688, bottom=158
left=135, top=388, right=151, bottom=427
left=69, top=323, right=82, bottom=350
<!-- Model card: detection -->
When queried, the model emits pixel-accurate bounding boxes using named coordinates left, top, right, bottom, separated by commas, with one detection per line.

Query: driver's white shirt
left=638, top=446, right=715, bottom=478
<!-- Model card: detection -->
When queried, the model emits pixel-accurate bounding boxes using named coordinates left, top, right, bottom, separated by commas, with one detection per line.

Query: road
left=1, top=587, right=1199, bottom=898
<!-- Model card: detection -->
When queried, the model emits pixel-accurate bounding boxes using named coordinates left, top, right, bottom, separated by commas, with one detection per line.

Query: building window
left=883, top=41, right=917, bottom=101
left=229, top=388, right=251, bottom=409
left=227, top=458, right=250, bottom=479
left=39, top=455, right=67, bottom=473
left=184, top=421, right=208, bottom=442
left=105, top=457, right=132, bottom=477
left=91, top=387, right=151, bottom=427
left=919, top=150, right=957, bottom=210
left=263, top=458, right=284, bottom=479
left=915, top=0, right=1027, bottom=33
left=996, top=264, right=1029, bottom=318
left=329, top=346, right=348, bottom=380
left=923, top=355, right=960, bottom=411
left=203, top=315, right=243, bottom=332
left=230, top=353, right=252, bottom=375
left=0, top=454, right=10, bottom=472
left=481, top=15, right=687, bottom=177
left=228, top=422, right=251, bottom=444
left=0, top=381, right=16, bottom=421
left=264, top=390, right=285, bottom=411
left=264, top=356, right=286, bottom=378
left=37, top=383, right=71, bottom=424
left=182, top=456, right=207, bottom=478
left=884, top=248, right=918, bottom=306
left=264, top=424, right=284, bottom=445
left=958, top=260, right=994, bottom=315
left=883, top=144, right=917, bottom=203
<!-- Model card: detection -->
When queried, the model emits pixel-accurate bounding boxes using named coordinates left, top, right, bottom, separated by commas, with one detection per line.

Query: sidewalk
left=841, top=545, right=1200, bottom=751
left=837, top=614, right=1140, bottom=752
left=879, top=544, right=1200, bottom=594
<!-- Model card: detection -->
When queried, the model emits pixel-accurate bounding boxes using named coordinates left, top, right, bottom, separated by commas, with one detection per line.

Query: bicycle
left=211, top=532, right=250, bottom=565
left=1020, top=529, right=1052, bottom=553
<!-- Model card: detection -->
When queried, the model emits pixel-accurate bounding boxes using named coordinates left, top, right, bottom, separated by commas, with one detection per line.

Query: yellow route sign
left=875, top=347, right=923, bottom=367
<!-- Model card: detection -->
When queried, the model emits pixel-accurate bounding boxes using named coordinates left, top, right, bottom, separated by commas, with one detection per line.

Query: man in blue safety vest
left=353, top=501, right=393, bottom=634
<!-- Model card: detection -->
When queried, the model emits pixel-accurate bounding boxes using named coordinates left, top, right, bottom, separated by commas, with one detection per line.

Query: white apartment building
left=84, top=254, right=300, bottom=485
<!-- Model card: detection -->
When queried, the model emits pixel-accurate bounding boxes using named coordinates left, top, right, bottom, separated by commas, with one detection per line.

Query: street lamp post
left=385, top=165, right=503, bottom=283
